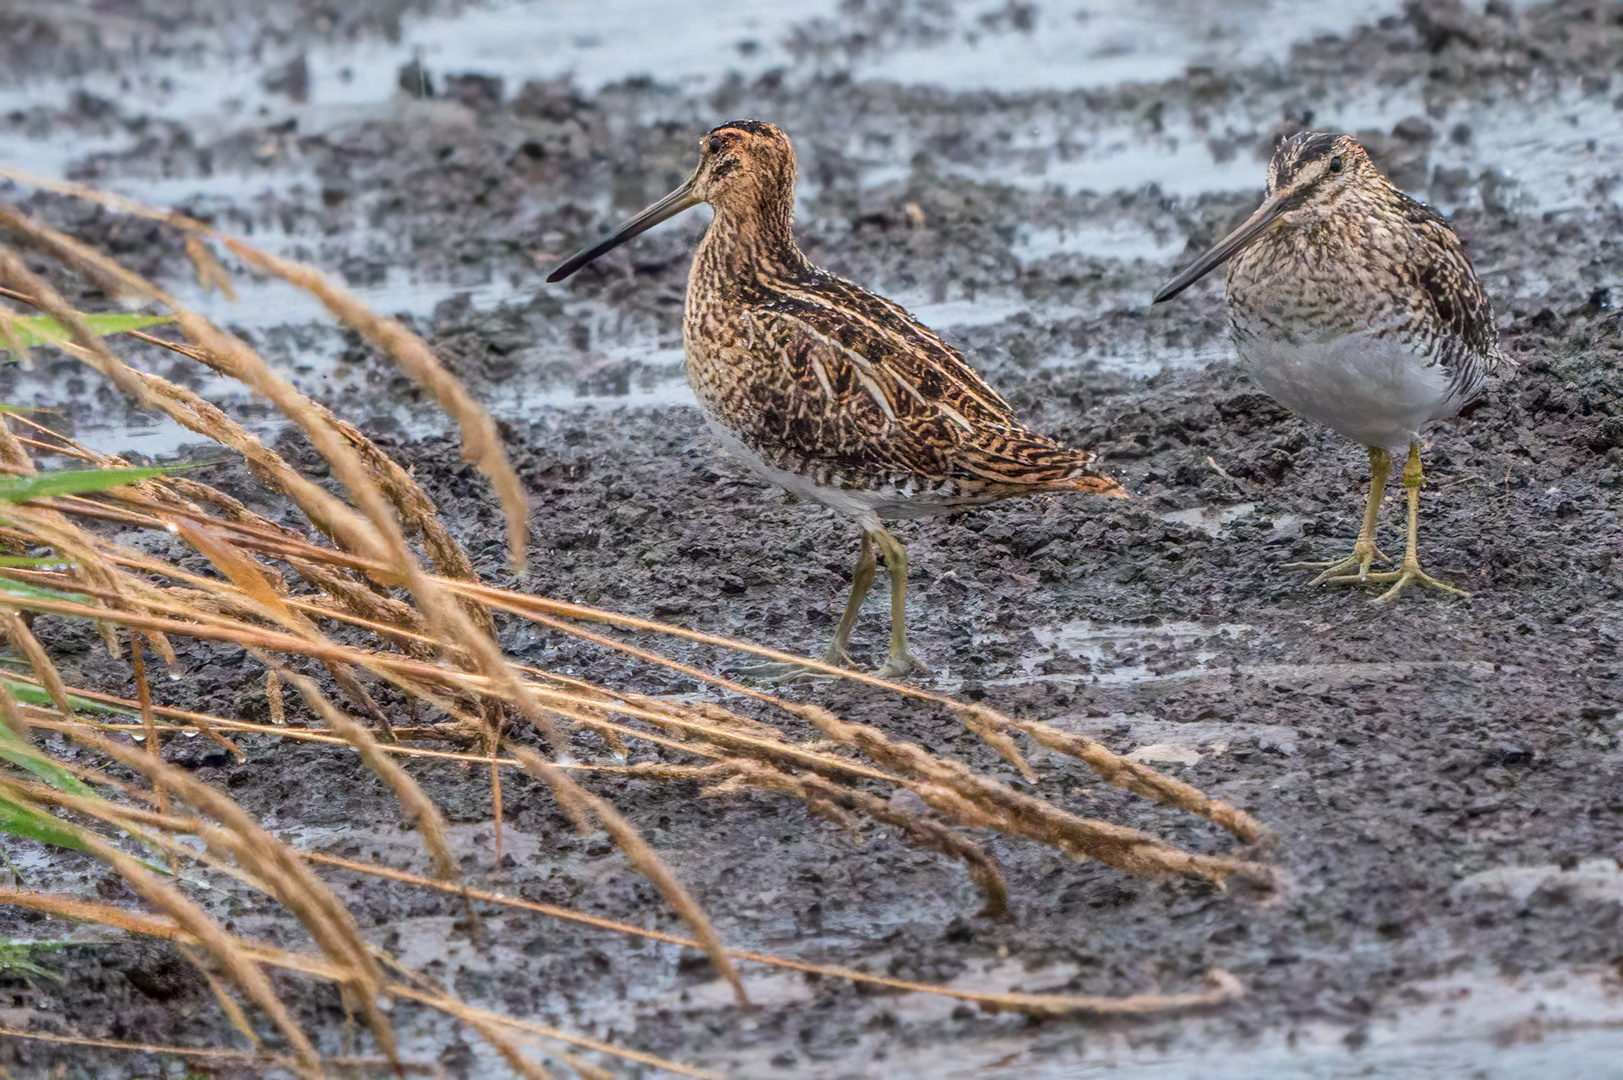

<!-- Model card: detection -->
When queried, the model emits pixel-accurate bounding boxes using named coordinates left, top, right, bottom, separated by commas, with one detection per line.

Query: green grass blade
left=0, top=795, right=90, bottom=852
left=0, top=942, right=65, bottom=985
left=0, top=313, right=172, bottom=358
left=0, top=463, right=206, bottom=504
left=0, top=676, right=135, bottom=717
left=0, top=724, right=95, bottom=798
left=0, top=578, right=90, bottom=605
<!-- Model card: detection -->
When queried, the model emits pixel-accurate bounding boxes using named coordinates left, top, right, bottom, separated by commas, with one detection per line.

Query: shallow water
left=4, top=0, right=1618, bottom=459
left=849, top=0, right=1406, bottom=92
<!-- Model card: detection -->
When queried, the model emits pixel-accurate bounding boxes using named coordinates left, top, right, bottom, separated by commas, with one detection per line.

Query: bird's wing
left=724, top=273, right=1101, bottom=490
left=1403, top=199, right=1503, bottom=377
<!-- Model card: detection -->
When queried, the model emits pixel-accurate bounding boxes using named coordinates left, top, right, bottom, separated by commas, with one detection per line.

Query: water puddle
left=170, top=264, right=533, bottom=331
left=1454, top=859, right=1623, bottom=906
left=1158, top=501, right=1307, bottom=539
left=1426, top=90, right=1623, bottom=215
left=1002, top=618, right=1253, bottom=686
left=1158, top=502, right=1259, bottom=536
left=849, top=0, right=1405, bottom=94
left=0, top=0, right=844, bottom=128
left=1013, top=221, right=1180, bottom=265
left=288, top=0, right=838, bottom=101
left=965, top=616, right=1495, bottom=692
left=1056, top=711, right=1301, bottom=758
left=904, top=295, right=1035, bottom=329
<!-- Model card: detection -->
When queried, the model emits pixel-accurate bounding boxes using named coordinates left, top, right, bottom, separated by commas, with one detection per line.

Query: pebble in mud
left=1, top=1, right=1622, bottom=1078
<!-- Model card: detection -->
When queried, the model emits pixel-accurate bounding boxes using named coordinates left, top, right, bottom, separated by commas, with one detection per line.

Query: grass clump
left=0, top=173, right=1275, bottom=1076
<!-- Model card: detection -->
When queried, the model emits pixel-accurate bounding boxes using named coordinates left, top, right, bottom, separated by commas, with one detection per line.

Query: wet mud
left=2, top=0, right=1622, bottom=1076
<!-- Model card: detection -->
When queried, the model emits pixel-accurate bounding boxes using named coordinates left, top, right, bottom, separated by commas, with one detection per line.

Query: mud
left=2, top=1, right=1622, bottom=1077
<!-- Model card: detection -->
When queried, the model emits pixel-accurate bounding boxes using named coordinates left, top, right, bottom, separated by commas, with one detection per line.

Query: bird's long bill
left=546, top=173, right=703, bottom=283
left=1152, top=191, right=1289, bottom=303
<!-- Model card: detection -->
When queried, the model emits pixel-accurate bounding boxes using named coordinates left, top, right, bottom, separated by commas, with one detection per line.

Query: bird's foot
left=1336, top=558, right=1471, bottom=603
left=1283, top=540, right=1392, bottom=586
left=873, top=652, right=917, bottom=681
left=734, top=660, right=835, bottom=684
left=734, top=645, right=853, bottom=685
left=738, top=648, right=917, bottom=684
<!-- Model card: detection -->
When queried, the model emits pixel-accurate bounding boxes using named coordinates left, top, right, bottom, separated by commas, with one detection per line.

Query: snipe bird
left=549, top=120, right=1123, bottom=677
left=1154, top=132, right=1502, bottom=602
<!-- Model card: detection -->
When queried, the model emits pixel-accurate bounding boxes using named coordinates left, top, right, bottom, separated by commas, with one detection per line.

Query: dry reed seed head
left=75, top=730, right=393, bottom=1005
left=0, top=203, right=171, bottom=305
left=69, top=827, right=327, bottom=1078
left=183, top=235, right=237, bottom=300
left=2, top=183, right=526, bottom=570
left=175, top=940, right=264, bottom=1047
left=0, top=303, right=34, bottom=375
left=216, top=236, right=530, bottom=571
left=1013, top=719, right=1267, bottom=843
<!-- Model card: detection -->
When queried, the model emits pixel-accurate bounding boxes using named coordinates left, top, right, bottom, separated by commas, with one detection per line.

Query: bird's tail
left=1068, top=472, right=1129, bottom=498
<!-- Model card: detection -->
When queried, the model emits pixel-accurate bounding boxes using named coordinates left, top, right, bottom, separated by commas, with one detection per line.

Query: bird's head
left=1264, top=132, right=1376, bottom=212
left=547, top=120, right=797, bottom=283
left=1153, top=132, right=1377, bottom=303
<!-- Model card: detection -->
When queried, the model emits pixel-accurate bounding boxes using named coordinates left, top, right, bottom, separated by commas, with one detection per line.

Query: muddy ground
left=1, top=0, right=1622, bottom=1076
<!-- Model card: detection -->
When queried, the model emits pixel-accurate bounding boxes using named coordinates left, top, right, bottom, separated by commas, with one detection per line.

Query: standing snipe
left=549, top=120, right=1123, bottom=677
left=1154, top=132, right=1503, bottom=602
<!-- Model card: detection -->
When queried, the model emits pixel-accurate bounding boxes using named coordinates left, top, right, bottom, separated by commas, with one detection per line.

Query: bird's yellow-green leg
left=1284, top=444, right=1394, bottom=583
left=822, top=532, right=877, bottom=667
left=871, top=526, right=916, bottom=679
left=740, top=531, right=879, bottom=681
left=1351, top=441, right=1470, bottom=602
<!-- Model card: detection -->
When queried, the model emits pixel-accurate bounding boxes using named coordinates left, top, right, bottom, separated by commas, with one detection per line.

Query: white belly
left=704, top=419, right=891, bottom=530
left=1235, top=332, right=1458, bottom=449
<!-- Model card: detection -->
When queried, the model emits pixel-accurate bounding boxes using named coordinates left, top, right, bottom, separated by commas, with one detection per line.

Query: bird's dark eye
left=1329, top=155, right=1344, bottom=173
left=709, top=136, right=724, bottom=154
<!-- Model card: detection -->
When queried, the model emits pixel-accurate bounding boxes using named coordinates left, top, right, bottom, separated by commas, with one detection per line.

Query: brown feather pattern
left=1227, top=133, right=1503, bottom=409
left=680, top=125, right=1119, bottom=518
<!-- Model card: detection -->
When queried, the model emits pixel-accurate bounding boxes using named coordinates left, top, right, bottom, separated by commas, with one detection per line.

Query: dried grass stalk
left=510, top=745, right=748, bottom=1007
left=66, top=730, right=400, bottom=1065
left=219, top=238, right=530, bottom=573
left=0, top=244, right=158, bottom=410
left=0, top=788, right=324, bottom=1078
left=284, top=670, right=459, bottom=881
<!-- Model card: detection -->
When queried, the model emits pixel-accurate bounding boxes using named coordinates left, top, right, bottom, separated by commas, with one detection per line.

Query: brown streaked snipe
left=1155, top=132, right=1505, bottom=602
left=549, top=120, right=1123, bottom=678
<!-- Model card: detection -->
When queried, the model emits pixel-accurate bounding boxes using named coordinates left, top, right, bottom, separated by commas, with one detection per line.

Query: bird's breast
left=1232, top=329, right=1460, bottom=449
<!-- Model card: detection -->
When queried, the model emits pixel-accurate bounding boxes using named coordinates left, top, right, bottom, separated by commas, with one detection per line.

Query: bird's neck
left=693, top=189, right=806, bottom=296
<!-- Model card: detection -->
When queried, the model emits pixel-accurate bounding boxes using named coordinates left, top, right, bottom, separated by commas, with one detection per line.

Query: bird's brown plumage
left=549, top=119, right=1121, bottom=676
left=678, top=121, right=1120, bottom=519
left=1153, top=130, right=1504, bottom=602
left=1226, top=132, right=1502, bottom=409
